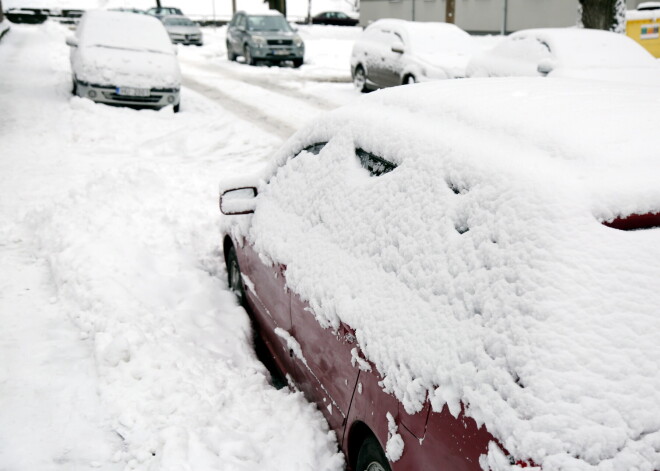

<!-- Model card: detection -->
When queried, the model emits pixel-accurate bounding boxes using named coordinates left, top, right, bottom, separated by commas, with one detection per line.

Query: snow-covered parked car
left=162, top=15, right=203, bottom=46
left=351, top=19, right=475, bottom=92
left=219, top=78, right=660, bottom=471
left=66, top=10, right=181, bottom=112
left=466, top=27, right=660, bottom=84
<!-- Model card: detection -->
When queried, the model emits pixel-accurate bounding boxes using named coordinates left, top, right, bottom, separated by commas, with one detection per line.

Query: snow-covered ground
left=0, top=21, right=356, bottom=471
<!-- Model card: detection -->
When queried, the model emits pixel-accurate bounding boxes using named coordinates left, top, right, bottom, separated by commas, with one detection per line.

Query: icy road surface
left=0, top=22, right=358, bottom=471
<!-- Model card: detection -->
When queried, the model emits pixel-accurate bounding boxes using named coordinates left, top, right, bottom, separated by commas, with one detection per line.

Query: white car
left=162, top=15, right=203, bottom=46
left=66, top=10, right=182, bottom=111
left=350, top=19, right=475, bottom=92
left=466, top=27, right=660, bottom=84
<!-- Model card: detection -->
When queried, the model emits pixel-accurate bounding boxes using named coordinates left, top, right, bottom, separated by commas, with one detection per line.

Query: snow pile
left=1, top=21, right=344, bottom=471
left=230, top=78, right=660, bottom=470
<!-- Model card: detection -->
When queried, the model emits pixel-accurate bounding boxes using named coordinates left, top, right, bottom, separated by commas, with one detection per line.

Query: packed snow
left=1, top=20, right=351, bottom=471
left=226, top=78, right=660, bottom=470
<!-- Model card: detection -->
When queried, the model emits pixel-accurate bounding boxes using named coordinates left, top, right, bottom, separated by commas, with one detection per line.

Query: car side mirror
left=391, top=42, right=404, bottom=54
left=537, top=59, right=555, bottom=76
left=220, top=187, right=258, bottom=215
left=65, top=36, right=78, bottom=47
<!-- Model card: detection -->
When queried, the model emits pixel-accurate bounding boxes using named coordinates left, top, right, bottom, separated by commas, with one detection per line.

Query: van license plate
left=116, top=87, right=150, bottom=97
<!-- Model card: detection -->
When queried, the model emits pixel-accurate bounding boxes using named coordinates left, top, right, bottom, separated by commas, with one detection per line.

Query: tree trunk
left=579, top=0, right=626, bottom=33
left=156, top=0, right=162, bottom=8
left=266, top=0, right=287, bottom=16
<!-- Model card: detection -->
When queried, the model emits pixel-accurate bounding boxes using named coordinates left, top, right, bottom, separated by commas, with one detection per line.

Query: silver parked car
left=226, top=10, right=304, bottom=67
left=162, top=15, right=203, bottom=46
left=66, top=10, right=181, bottom=112
left=350, top=19, right=475, bottom=92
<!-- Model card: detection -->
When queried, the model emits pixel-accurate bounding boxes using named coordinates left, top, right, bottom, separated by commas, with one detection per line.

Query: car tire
left=292, top=58, right=303, bottom=68
left=353, top=65, right=368, bottom=93
left=356, top=435, right=392, bottom=471
left=227, top=41, right=237, bottom=61
left=71, top=80, right=78, bottom=96
left=173, top=103, right=180, bottom=113
left=243, top=45, right=255, bottom=66
left=404, top=75, right=416, bottom=85
left=226, top=244, right=247, bottom=307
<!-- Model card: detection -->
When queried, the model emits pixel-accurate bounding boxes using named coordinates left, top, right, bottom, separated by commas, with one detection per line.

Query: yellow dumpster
left=626, top=9, right=660, bottom=58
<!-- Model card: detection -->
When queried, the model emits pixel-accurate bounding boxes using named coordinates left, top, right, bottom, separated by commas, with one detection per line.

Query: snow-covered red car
left=66, top=10, right=181, bottom=111
left=219, top=78, right=660, bottom=471
left=351, top=19, right=475, bottom=92
left=466, top=27, right=660, bottom=85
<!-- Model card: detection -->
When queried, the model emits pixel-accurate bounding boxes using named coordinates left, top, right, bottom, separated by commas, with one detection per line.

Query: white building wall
left=360, top=0, right=648, bottom=33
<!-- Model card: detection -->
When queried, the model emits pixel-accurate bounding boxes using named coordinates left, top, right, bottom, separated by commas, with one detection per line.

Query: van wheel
left=356, top=435, right=391, bottom=471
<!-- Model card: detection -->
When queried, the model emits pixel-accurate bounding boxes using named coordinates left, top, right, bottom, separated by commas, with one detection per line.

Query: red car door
left=289, top=293, right=361, bottom=441
left=240, top=242, right=296, bottom=374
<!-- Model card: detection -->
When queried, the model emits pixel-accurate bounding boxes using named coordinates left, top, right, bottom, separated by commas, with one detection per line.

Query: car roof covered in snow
left=233, top=77, right=660, bottom=470
left=77, top=10, right=173, bottom=54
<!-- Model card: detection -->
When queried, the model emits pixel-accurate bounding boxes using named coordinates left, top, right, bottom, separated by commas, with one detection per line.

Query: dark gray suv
left=226, top=11, right=304, bottom=67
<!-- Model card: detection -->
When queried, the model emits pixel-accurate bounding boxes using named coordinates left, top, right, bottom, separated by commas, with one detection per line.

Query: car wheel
left=292, top=58, right=303, bottom=68
left=356, top=435, right=392, bottom=471
left=226, top=244, right=247, bottom=306
left=404, top=75, right=416, bottom=85
left=226, top=41, right=237, bottom=61
left=243, top=45, right=255, bottom=66
left=353, top=65, right=368, bottom=93
left=71, top=80, right=77, bottom=95
left=173, top=103, right=180, bottom=113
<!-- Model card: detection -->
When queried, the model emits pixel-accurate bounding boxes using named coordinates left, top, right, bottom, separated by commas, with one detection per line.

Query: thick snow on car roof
left=370, top=18, right=474, bottom=55
left=517, top=28, right=657, bottom=68
left=236, top=78, right=660, bottom=470
left=78, top=10, right=174, bottom=54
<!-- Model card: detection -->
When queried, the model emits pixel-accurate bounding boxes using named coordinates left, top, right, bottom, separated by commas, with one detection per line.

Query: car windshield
left=164, top=17, right=194, bottom=26
left=80, top=11, right=174, bottom=55
left=247, top=15, right=291, bottom=32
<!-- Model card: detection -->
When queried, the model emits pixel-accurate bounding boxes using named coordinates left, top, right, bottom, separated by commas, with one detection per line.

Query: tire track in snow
left=182, top=75, right=298, bottom=140
left=179, top=59, right=343, bottom=111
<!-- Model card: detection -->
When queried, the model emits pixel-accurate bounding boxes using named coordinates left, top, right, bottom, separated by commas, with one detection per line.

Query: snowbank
left=1, top=20, right=344, bottom=471
left=228, top=78, right=660, bottom=470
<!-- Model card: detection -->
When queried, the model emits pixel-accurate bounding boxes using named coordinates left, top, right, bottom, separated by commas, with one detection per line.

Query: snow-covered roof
left=77, top=10, right=174, bottom=55
left=235, top=78, right=660, bottom=470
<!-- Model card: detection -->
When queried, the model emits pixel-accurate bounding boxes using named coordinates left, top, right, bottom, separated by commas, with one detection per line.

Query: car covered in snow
left=226, top=10, right=305, bottom=67
left=66, top=10, right=181, bottom=112
left=351, top=19, right=475, bottom=92
left=219, top=78, right=660, bottom=471
left=466, top=27, right=660, bottom=84
left=162, top=15, right=203, bottom=46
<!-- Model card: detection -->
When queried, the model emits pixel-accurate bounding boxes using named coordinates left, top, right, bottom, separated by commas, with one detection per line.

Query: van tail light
left=602, top=212, right=660, bottom=231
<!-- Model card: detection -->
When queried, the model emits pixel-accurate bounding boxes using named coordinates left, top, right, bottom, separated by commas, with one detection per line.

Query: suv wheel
left=243, top=45, right=255, bottom=66
left=226, top=41, right=237, bottom=61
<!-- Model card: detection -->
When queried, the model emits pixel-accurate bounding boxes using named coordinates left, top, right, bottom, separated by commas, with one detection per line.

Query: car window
left=336, top=12, right=348, bottom=19
left=497, top=34, right=552, bottom=61
left=247, top=15, right=292, bottom=32
left=355, top=149, right=397, bottom=176
left=237, top=15, right=246, bottom=29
